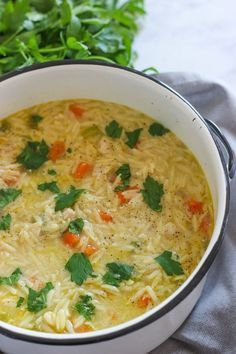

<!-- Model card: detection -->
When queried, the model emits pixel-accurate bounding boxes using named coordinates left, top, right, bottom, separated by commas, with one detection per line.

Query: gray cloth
left=151, top=72, right=236, bottom=354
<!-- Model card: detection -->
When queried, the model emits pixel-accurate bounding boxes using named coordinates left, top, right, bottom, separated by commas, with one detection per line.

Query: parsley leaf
left=105, top=120, right=123, bottom=138
left=0, top=268, right=22, bottom=286
left=114, top=163, right=131, bottom=191
left=155, top=251, right=184, bottom=276
left=148, top=122, right=169, bottom=137
left=0, top=213, right=11, bottom=231
left=38, top=181, right=60, bottom=194
left=55, top=186, right=85, bottom=212
left=125, top=128, right=143, bottom=149
left=16, top=297, right=24, bottom=308
left=65, top=253, right=94, bottom=286
left=16, top=140, right=49, bottom=170
left=29, top=114, right=43, bottom=129
left=27, top=282, right=54, bottom=313
left=141, top=176, right=164, bottom=212
left=0, top=188, right=22, bottom=209
left=48, top=169, right=57, bottom=176
left=67, top=147, right=72, bottom=154
left=68, top=218, right=84, bottom=234
left=103, top=262, right=133, bottom=287
left=75, top=295, right=95, bottom=321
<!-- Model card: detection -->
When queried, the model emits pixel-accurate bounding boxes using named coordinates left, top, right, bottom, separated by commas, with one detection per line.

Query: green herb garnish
left=65, top=253, right=94, bottom=286
left=125, top=128, right=143, bottom=149
left=29, top=114, right=43, bottom=129
left=67, top=147, right=72, bottom=154
left=105, top=120, right=122, bottom=139
left=48, top=169, right=57, bottom=176
left=114, top=163, right=131, bottom=191
left=0, top=213, right=11, bottom=230
left=55, top=186, right=85, bottom=211
left=0, top=1, right=145, bottom=75
left=68, top=218, right=84, bottom=234
left=16, top=140, right=49, bottom=170
left=148, top=122, right=169, bottom=137
left=155, top=251, right=184, bottom=276
left=0, top=268, right=22, bottom=286
left=27, top=282, right=54, bottom=313
left=75, top=295, right=95, bottom=321
left=141, top=176, right=164, bottom=212
left=38, top=181, right=60, bottom=194
left=16, top=297, right=24, bottom=308
left=103, top=262, right=133, bottom=287
left=0, top=188, right=22, bottom=209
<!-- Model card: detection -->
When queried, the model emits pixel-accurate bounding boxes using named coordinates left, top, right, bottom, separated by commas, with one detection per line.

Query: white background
left=135, top=0, right=236, bottom=91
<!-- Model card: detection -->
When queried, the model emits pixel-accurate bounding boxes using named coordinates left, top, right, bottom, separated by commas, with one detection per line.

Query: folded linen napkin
left=151, top=72, right=236, bottom=354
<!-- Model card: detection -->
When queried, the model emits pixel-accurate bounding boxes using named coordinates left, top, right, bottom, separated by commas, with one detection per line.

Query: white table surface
left=135, top=0, right=236, bottom=91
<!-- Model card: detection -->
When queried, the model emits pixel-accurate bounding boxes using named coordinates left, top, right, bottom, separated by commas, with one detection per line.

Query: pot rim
left=0, top=60, right=230, bottom=345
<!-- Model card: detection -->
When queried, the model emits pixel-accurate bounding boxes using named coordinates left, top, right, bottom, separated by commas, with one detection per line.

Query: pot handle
left=205, top=119, right=236, bottom=179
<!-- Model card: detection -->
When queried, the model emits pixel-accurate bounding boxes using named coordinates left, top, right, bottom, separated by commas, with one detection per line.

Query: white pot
left=0, top=61, right=235, bottom=354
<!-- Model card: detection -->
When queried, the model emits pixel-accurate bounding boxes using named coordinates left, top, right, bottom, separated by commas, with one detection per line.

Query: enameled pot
left=0, top=61, right=235, bottom=354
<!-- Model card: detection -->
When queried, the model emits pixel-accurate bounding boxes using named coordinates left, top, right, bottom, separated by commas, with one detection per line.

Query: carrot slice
left=99, top=211, right=113, bottom=222
left=84, top=243, right=98, bottom=257
left=69, top=104, right=85, bottom=118
left=62, top=232, right=80, bottom=247
left=186, top=199, right=203, bottom=214
left=49, top=141, right=65, bottom=161
left=116, top=185, right=140, bottom=204
left=137, top=294, right=152, bottom=308
left=74, top=162, right=92, bottom=179
left=75, top=324, right=93, bottom=333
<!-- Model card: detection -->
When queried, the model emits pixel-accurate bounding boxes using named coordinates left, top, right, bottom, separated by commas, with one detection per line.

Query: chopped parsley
left=67, top=147, right=72, bottom=154
left=16, top=140, right=49, bottom=170
left=141, top=176, right=164, bottom=212
left=48, top=169, right=57, bottom=176
left=103, top=262, right=133, bottom=287
left=29, top=114, right=43, bottom=129
left=114, top=163, right=131, bottom=191
left=55, top=186, right=85, bottom=212
left=125, top=128, right=143, bottom=149
left=0, top=214, right=12, bottom=231
left=16, top=297, right=24, bottom=308
left=65, top=253, right=94, bottom=286
left=38, top=181, right=60, bottom=194
left=0, top=188, right=22, bottom=209
left=27, top=282, right=54, bottom=313
left=75, top=295, right=95, bottom=320
left=0, top=268, right=22, bottom=286
left=155, top=251, right=184, bottom=276
left=148, top=122, right=169, bottom=137
left=68, top=218, right=84, bottom=234
left=105, top=120, right=122, bottom=138
left=0, top=119, right=11, bottom=132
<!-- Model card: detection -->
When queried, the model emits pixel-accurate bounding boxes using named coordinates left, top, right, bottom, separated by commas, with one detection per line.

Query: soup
left=0, top=100, right=213, bottom=333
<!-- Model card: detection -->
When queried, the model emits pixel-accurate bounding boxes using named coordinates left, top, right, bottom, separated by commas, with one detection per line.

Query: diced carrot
left=137, top=294, right=152, bottom=308
left=62, top=232, right=80, bottom=247
left=49, top=141, right=65, bottom=161
left=74, top=162, right=92, bottom=179
left=99, top=211, right=113, bottom=222
left=186, top=198, right=203, bottom=214
left=116, top=185, right=140, bottom=204
left=75, top=324, right=93, bottom=333
left=84, top=243, right=98, bottom=257
left=199, top=214, right=211, bottom=235
left=69, top=104, right=85, bottom=118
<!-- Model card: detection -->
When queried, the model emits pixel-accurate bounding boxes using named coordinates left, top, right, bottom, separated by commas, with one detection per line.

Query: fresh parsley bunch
left=0, top=0, right=145, bottom=74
